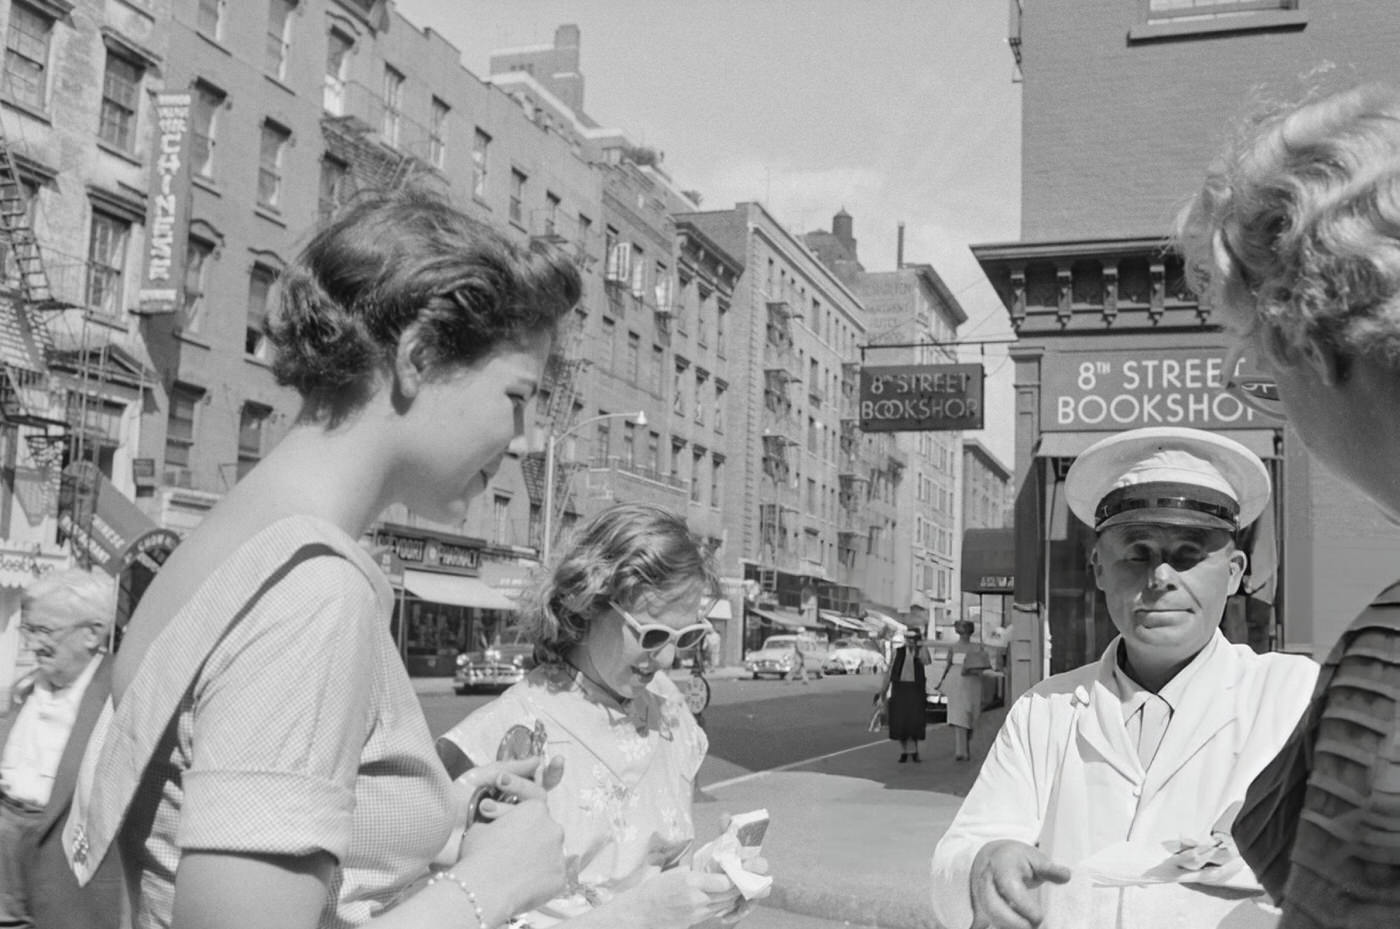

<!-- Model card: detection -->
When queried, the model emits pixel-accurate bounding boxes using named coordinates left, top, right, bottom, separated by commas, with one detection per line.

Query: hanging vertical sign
left=135, top=91, right=193, bottom=315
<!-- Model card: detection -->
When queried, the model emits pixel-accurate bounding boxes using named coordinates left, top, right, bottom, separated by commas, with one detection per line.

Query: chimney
left=555, top=24, right=580, bottom=49
left=896, top=222, right=905, bottom=269
left=832, top=208, right=856, bottom=259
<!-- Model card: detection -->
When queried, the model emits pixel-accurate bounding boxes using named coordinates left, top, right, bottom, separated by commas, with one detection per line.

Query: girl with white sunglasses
left=440, top=502, right=765, bottom=929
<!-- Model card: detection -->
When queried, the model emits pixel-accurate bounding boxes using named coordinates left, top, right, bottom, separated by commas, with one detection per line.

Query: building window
left=318, top=156, right=348, bottom=221
left=1148, top=0, right=1293, bottom=15
left=191, top=82, right=224, bottom=179
left=691, top=450, right=704, bottom=504
left=323, top=29, right=352, bottom=114
left=647, top=431, right=660, bottom=474
left=381, top=65, right=404, bottom=147
left=622, top=421, right=636, bottom=467
left=4, top=3, right=52, bottom=110
left=711, top=456, right=723, bottom=507
left=182, top=238, right=214, bottom=332
left=245, top=263, right=277, bottom=358
left=625, top=331, right=640, bottom=382
left=197, top=0, right=226, bottom=39
left=99, top=54, right=142, bottom=152
left=493, top=495, right=510, bottom=545
left=600, top=317, right=616, bottom=371
left=509, top=168, right=527, bottom=225
left=86, top=210, right=129, bottom=316
left=471, top=128, right=490, bottom=199
left=594, top=414, right=611, bottom=467
left=714, top=381, right=726, bottom=433
left=258, top=120, right=290, bottom=209
left=165, top=383, right=202, bottom=479
left=673, top=362, right=686, bottom=417
left=429, top=96, right=449, bottom=169
left=265, top=0, right=295, bottom=79
left=694, top=370, right=707, bottom=425
left=544, top=191, right=560, bottom=237
left=652, top=344, right=664, bottom=395
left=237, top=402, right=273, bottom=479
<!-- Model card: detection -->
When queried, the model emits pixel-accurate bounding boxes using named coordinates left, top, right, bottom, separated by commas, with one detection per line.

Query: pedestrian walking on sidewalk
left=789, top=640, right=810, bottom=684
left=934, top=620, right=991, bottom=762
left=879, top=628, right=931, bottom=762
left=440, top=503, right=769, bottom=928
left=63, top=188, right=575, bottom=929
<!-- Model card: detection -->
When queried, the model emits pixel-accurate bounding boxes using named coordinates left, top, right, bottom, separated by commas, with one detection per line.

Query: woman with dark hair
left=440, top=503, right=763, bottom=928
left=878, top=627, right=932, bottom=763
left=66, top=188, right=578, bottom=929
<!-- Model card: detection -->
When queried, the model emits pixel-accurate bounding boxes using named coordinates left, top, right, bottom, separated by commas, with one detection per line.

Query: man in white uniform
left=931, top=427, right=1318, bottom=929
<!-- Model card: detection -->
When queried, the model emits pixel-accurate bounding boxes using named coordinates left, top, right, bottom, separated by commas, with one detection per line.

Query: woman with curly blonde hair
left=1178, top=80, right=1400, bottom=929
left=440, top=503, right=760, bottom=929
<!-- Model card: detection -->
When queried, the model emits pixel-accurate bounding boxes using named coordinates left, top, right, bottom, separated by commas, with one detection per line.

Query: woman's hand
left=453, top=757, right=568, bottom=917
left=618, top=867, right=744, bottom=929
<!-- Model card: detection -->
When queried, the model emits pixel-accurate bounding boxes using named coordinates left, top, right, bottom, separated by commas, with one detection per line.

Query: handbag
left=867, top=703, right=887, bottom=733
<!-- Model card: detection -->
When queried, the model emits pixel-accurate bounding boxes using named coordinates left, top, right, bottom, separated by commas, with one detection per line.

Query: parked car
left=455, top=629, right=535, bottom=694
left=744, top=633, right=827, bottom=680
left=821, top=637, right=888, bottom=675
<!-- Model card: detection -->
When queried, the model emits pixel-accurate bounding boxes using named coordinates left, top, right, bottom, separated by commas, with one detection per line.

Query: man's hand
left=969, top=839, right=1071, bottom=929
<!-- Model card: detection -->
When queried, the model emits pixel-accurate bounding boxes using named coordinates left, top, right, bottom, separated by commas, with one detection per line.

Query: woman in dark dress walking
left=878, top=628, right=931, bottom=762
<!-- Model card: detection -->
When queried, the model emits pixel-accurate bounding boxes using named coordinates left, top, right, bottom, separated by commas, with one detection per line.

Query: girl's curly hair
left=519, top=503, right=720, bottom=666
left=266, top=187, right=582, bottom=420
left=1176, top=82, right=1400, bottom=368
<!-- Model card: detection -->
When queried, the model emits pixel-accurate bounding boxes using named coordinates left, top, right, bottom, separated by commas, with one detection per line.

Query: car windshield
left=762, top=636, right=799, bottom=649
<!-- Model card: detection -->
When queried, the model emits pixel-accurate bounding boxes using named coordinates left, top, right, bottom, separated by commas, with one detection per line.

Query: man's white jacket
left=930, top=632, right=1317, bottom=929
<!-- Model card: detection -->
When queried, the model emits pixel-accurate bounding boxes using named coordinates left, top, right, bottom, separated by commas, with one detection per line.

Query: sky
left=393, top=0, right=1023, bottom=465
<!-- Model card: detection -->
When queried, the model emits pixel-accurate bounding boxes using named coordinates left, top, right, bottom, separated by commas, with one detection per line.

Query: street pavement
left=415, top=667, right=1007, bottom=929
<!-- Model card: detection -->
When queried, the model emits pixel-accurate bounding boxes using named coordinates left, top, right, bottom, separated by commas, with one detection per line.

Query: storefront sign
left=962, top=528, right=1015, bottom=594
left=135, top=91, right=194, bottom=315
left=373, top=529, right=480, bottom=573
left=859, top=363, right=984, bottom=432
left=1042, top=348, right=1267, bottom=431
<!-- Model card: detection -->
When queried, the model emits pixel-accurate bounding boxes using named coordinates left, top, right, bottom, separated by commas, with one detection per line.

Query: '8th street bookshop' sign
left=1042, top=348, right=1268, bottom=431
left=859, top=364, right=984, bottom=432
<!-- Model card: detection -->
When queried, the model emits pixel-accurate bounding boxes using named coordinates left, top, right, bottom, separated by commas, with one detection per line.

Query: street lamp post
left=541, top=409, right=646, bottom=564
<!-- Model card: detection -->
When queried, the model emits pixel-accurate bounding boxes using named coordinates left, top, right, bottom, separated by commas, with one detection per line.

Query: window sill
left=192, top=174, right=221, bottom=197
left=174, top=329, right=211, bottom=350
left=0, top=96, right=52, bottom=125
left=243, top=353, right=273, bottom=370
left=196, top=30, right=233, bottom=57
left=1127, top=9, right=1307, bottom=42
left=85, top=310, right=128, bottom=331
left=253, top=205, right=287, bottom=227
left=96, top=140, right=142, bottom=168
left=471, top=195, right=492, bottom=212
left=263, top=73, right=296, bottom=96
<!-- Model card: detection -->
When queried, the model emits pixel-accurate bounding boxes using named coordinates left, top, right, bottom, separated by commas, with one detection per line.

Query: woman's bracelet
left=429, top=870, right=489, bottom=929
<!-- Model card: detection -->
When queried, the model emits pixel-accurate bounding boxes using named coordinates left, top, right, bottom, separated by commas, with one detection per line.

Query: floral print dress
left=441, top=663, right=708, bottom=927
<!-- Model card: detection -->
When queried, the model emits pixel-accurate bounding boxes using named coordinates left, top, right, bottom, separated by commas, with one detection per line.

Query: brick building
left=975, top=0, right=1400, bottom=698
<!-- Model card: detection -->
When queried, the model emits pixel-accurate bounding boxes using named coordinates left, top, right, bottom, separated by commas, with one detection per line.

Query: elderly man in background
left=0, top=568, right=123, bottom=928
left=930, top=426, right=1318, bottom=929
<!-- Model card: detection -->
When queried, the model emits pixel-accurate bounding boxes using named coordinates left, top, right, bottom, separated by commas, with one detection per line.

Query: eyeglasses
left=609, top=601, right=712, bottom=653
left=19, top=622, right=87, bottom=642
left=1223, top=343, right=1286, bottom=421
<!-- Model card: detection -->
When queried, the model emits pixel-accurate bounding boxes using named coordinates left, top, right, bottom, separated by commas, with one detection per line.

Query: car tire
left=752, top=672, right=761, bottom=680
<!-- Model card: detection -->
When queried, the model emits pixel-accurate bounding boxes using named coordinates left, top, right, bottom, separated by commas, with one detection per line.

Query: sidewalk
left=694, top=708, right=1003, bottom=929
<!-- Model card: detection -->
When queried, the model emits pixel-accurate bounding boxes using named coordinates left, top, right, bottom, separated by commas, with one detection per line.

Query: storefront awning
left=749, top=606, right=823, bottom=630
left=861, top=609, right=907, bottom=637
left=819, top=610, right=864, bottom=631
left=707, top=599, right=734, bottom=621
left=1036, top=428, right=1278, bottom=460
left=404, top=570, right=518, bottom=610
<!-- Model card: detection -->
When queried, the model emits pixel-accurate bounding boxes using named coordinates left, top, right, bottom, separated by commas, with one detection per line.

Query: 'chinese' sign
left=136, top=92, right=194, bottom=315
left=1042, top=348, right=1269, bottom=431
left=859, top=363, right=984, bottom=432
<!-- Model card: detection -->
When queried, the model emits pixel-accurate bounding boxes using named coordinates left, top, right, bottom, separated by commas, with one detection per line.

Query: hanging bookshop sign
left=858, top=363, right=984, bottom=432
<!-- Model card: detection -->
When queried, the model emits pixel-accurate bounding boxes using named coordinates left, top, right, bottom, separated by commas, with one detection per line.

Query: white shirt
left=0, top=653, right=101, bottom=807
left=1111, top=634, right=1219, bottom=769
